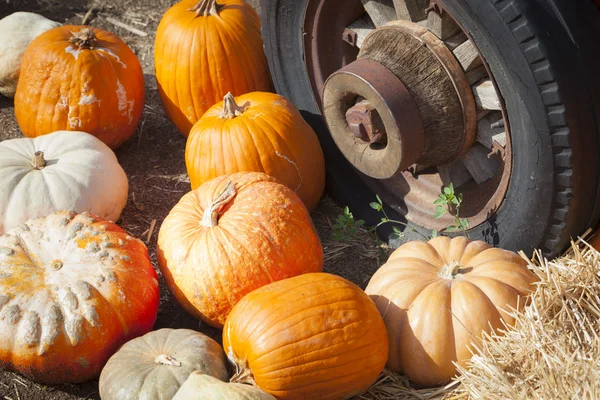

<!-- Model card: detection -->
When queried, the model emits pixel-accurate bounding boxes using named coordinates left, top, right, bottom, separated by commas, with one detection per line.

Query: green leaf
left=446, top=225, right=460, bottom=232
left=444, top=186, right=452, bottom=195
left=448, top=182, right=454, bottom=192
left=431, top=230, right=439, bottom=238
left=370, top=202, right=380, bottom=210
left=434, top=206, right=446, bottom=219
left=381, top=217, right=388, bottom=223
left=392, top=226, right=402, bottom=234
left=451, top=197, right=459, bottom=205
left=433, top=198, right=446, bottom=205
left=376, top=194, right=383, bottom=204
left=355, top=220, right=365, bottom=227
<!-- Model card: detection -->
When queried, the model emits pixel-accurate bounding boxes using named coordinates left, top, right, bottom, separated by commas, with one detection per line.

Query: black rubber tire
left=260, top=0, right=600, bottom=258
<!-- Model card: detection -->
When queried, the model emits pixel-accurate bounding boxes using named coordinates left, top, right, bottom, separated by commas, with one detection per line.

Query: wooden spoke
left=460, top=143, right=499, bottom=184
left=476, top=112, right=506, bottom=148
left=361, top=0, right=397, bottom=27
left=438, top=159, right=472, bottom=188
left=444, top=31, right=468, bottom=51
left=423, top=10, right=460, bottom=40
left=347, top=16, right=376, bottom=48
left=392, top=0, right=429, bottom=22
left=453, top=40, right=483, bottom=72
left=472, top=79, right=501, bottom=110
left=465, top=65, right=488, bottom=85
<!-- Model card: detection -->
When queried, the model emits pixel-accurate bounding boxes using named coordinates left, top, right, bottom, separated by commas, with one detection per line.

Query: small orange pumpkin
left=154, top=0, right=272, bottom=136
left=14, top=26, right=144, bottom=150
left=157, top=172, right=323, bottom=328
left=365, top=236, right=539, bottom=387
left=185, top=92, right=326, bottom=211
left=223, top=272, right=389, bottom=400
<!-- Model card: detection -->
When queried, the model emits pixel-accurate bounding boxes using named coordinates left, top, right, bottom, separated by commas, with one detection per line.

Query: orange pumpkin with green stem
left=154, top=0, right=272, bottom=136
left=14, top=26, right=144, bottom=150
left=185, top=91, right=326, bottom=211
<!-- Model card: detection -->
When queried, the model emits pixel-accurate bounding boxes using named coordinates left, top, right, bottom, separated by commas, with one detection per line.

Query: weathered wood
left=358, top=21, right=477, bottom=167
left=444, top=30, right=468, bottom=51
left=361, top=0, right=396, bottom=27
left=347, top=16, right=375, bottom=48
left=476, top=112, right=505, bottom=148
left=473, top=79, right=501, bottom=110
left=460, top=143, right=499, bottom=184
left=453, top=40, right=482, bottom=72
left=393, top=0, right=429, bottom=22
left=438, top=160, right=472, bottom=188
left=423, top=10, right=460, bottom=40
left=465, top=65, right=488, bottom=85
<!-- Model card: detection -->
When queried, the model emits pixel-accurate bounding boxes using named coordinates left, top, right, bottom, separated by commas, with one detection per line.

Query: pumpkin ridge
left=218, top=15, right=260, bottom=92
left=249, top=303, right=372, bottom=362
left=252, top=321, right=384, bottom=375
left=247, top=282, right=356, bottom=340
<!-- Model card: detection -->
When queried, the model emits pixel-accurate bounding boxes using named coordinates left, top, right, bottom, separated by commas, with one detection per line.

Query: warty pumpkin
left=0, top=12, right=60, bottom=97
left=222, top=272, right=389, bottom=400
left=0, top=211, right=159, bottom=384
left=174, top=372, right=277, bottom=400
left=99, top=328, right=229, bottom=400
left=186, top=92, right=326, bottom=211
left=365, top=236, right=539, bottom=388
left=154, top=0, right=272, bottom=136
left=14, top=25, right=145, bottom=149
left=0, top=130, right=128, bottom=235
left=157, top=172, right=324, bottom=328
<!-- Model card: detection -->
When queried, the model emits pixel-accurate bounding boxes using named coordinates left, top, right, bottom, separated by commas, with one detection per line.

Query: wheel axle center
left=345, top=101, right=385, bottom=144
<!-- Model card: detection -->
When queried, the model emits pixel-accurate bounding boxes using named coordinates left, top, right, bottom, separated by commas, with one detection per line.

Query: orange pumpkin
left=185, top=92, right=326, bottom=211
left=157, top=172, right=323, bottom=328
left=223, top=272, right=389, bottom=400
left=154, top=0, right=272, bottom=136
left=14, top=26, right=144, bottom=150
left=365, top=236, right=539, bottom=388
left=0, top=211, right=159, bottom=384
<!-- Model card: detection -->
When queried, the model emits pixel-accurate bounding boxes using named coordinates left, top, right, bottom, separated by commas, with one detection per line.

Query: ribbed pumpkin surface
left=14, top=26, right=144, bottom=150
left=365, top=236, right=539, bottom=387
left=157, top=172, right=323, bottom=328
left=185, top=92, right=325, bottom=211
left=154, top=0, right=272, bottom=136
left=223, top=273, right=389, bottom=400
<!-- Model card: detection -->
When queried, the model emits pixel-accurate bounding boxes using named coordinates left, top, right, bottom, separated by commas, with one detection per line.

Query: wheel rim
left=303, top=0, right=512, bottom=232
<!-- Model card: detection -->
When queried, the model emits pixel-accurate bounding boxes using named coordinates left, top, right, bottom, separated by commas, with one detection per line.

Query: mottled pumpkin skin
left=0, top=211, right=159, bottom=384
left=157, top=172, right=323, bottom=328
left=14, top=25, right=145, bottom=150
left=154, top=0, right=272, bottom=136
left=99, top=328, right=229, bottom=400
left=365, top=236, right=539, bottom=388
left=174, top=372, right=277, bottom=400
left=223, top=273, right=389, bottom=400
left=185, top=92, right=326, bottom=211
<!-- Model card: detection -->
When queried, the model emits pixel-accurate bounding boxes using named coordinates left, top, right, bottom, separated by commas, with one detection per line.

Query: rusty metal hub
left=322, top=58, right=425, bottom=179
left=321, top=20, right=477, bottom=180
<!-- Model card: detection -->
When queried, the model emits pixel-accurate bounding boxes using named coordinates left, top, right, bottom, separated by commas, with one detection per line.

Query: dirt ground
left=0, top=1, right=388, bottom=399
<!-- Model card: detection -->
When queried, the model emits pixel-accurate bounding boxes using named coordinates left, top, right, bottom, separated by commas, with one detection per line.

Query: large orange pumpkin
left=0, top=211, right=159, bottom=384
left=157, top=172, right=323, bottom=328
left=365, top=236, right=539, bottom=388
left=222, top=272, right=389, bottom=400
left=185, top=92, right=326, bottom=211
left=154, top=0, right=272, bottom=136
left=14, top=26, right=145, bottom=150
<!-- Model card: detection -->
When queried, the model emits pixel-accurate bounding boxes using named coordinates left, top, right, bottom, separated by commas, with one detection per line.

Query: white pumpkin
left=0, top=130, right=128, bottom=235
left=173, top=372, right=277, bottom=400
left=0, top=12, right=60, bottom=97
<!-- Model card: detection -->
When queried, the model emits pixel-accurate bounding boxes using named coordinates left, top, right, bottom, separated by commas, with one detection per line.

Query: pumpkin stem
left=154, top=354, right=182, bottom=367
left=189, top=0, right=221, bottom=16
left=228, top=354, right=256, bottom=386
left=219, top=92, right=250, bottom=119
left=69, top=27, right=98, bottom=49
left=438, top=260, right=463, bottom=279
left=31, top=151, right=46, bottom=170
left=200, top=181, right=237, bottom=227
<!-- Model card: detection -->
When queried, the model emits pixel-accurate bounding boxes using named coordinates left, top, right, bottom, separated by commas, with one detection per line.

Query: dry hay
left=359, top=239, right=600, bottom=400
